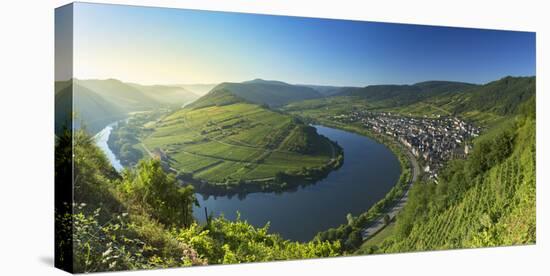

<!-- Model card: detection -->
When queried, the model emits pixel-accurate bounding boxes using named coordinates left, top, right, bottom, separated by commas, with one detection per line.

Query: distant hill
left=451, top=76, right=535, bottom=116
left=127, top=83, right=199, bottom=107
left=185, top=88, right=245, bottom=109
left=204, top=79, right=324, bottom=107
left=376, top=76, right=536, bottom=125
left=335, top=81, right=477, bottom=106
left=75, top=79, right=197, bottom=111
left=301, top=84, right=355, bottom=96
left=283, top=76, right=535, bottom=127
left=177, top=83, right=218, bottom=96
left=55, top=82, right=126, bottom=134
left=76, top=79, right=161, bottom=112
left=56, top=79, right=200, bottom=134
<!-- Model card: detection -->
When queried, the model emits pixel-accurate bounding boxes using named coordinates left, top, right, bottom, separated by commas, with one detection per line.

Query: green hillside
left=185, top=88, right=244, bottom=109
left=57, top=79, right=200, bottom=134
left=141, top=92, right=342, bottom=193
left=76, top=79, right=162, bottom=112
left=76, top=79, right=199, bottom=111
left=207, top=79, right=323, bottom=107
left=127, top=83, right=199, bottom=107
left=335, top=80, right=476, bottom=107
left=55, top=82, right=126, bottom=134
left=376, top=76, right=536, bottom=125
left=178, top=83, right=218, bottom=96
left=361, top=97, right=535, bottom=254
left=284, top=77, right=535, bottom=127
left=282, top=76, right=536, bottom=255
left=57, top=128, right=340, bottom=273
left=281, top=81, right=478, bottom=120
left=301, top=84, right=354, bottom=96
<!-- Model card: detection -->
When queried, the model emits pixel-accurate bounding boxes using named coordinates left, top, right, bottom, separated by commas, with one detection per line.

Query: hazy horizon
left=56, top=3, right=536, bottom=86
left=59, top=74, right=536, bottom=89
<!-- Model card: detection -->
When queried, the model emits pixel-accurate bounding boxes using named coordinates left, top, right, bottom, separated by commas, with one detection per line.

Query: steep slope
left=208, top=79, right=323, bottom=107
left=373, top=100, right=535, bottom=253
left=63, top=79, right=200, bottom=133
left=55, top=82, right=126, bottom=134
left=185, top=88, right=245, bottom=109
left=76, top=79, right=161, bottom=112
left=451, top=76, right=535, bottom=116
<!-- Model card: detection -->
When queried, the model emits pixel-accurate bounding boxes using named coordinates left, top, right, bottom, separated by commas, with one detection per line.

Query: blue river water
left=95, top=124, right=401, bottom=241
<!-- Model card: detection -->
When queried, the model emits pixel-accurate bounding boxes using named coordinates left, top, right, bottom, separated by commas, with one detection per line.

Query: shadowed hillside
left=205, top=79, right=323, bottom=107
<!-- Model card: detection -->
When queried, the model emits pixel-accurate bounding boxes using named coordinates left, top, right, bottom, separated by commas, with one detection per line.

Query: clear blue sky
left=67, top=2, right=536, bottom=86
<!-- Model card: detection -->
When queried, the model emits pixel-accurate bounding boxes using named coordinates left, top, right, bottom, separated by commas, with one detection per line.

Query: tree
left=383, top=214, right=391, bottom=225
left=344, top=230, right=362, bottom=250
left=121, top=159, right=198, bottom=227
left=346, top=213, right=355, bottom=225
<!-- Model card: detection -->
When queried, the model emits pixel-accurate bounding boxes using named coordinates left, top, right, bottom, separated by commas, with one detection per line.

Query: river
left=95, top=124, right=401, bottom=242
left=93, top=122, right=124, bottom=172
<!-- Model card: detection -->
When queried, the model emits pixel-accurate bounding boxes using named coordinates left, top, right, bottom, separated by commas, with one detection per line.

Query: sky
left=59, top=2, right=536, bottom=86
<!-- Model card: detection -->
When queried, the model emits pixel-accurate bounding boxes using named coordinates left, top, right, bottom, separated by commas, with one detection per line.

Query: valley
left=77, top=75, right=535, bottom=265
left=53, top=7, right=537, bottom=272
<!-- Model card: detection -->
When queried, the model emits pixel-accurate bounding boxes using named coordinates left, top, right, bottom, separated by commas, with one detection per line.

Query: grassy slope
left=208, top=79, right=323, bottom=107
left=143, top=95, right=335, bottom=184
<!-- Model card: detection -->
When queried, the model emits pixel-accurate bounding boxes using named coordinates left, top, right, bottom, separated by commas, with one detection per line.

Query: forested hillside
left=452, top=76, right=535, bottom=117
left=284, top=77, right=535, bottom=127
left=335, top=81, right=476, bottom=107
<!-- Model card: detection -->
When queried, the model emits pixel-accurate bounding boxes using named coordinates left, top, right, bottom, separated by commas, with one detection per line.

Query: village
left=331, top=110, right=481, bottom=180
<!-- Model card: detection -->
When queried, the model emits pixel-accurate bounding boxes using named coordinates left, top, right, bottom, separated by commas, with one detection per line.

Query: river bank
left=95, top=122, right=402, bottom=241
left=297, top=116, right=418, bottom=249
left=174, top=140, right=344, bottom=197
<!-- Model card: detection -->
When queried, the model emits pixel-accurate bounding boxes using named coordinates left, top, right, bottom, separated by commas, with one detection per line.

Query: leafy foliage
left=119, top=159, right=197, bottom=227
left=175, top=215, right=340, bottom=264
left=60, top=129, right=342, bottom=272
